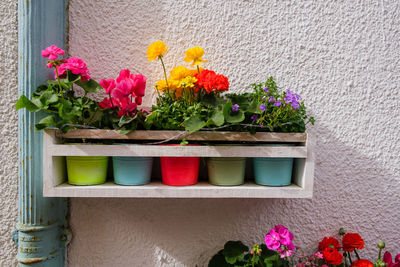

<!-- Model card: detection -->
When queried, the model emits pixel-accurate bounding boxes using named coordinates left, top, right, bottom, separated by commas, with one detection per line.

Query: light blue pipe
left=15, top=1, right=69, bottom=266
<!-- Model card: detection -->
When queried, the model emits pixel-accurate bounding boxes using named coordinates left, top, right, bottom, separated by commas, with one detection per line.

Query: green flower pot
left=66, top=156, right=109, bottom=185
left=207, top=157, right=246, bottom=186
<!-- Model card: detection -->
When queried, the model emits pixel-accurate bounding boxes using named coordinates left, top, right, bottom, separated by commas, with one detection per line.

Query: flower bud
left=339, top=228, right=346, bottom=235
left=377, top=242, right=385, bottom=249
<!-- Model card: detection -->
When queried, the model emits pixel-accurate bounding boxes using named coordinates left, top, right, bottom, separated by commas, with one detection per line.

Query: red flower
left=319, top=237, right=341, bottom=251
left=323, top=247, right=343, bottom=265
left=195, top=69, right=229, bottom=94
left=351, top=259, right=374, bottom=267
left=342, top=233, right=365, bottom=252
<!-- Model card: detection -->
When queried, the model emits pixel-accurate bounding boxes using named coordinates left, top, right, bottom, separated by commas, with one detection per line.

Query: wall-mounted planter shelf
left=43, top=128, right=314, bottom=198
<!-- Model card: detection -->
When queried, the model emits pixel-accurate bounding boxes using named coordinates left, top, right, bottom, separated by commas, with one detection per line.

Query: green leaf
left=184, top=115, right=207, bottom=133
left=208, top=109, right=224, bottom=127
left=209, top=251, right=231, bottom=267
left=246, top=99, right=260, bottom=114
left=35, top=115, right=56, bottom=130
left=15, top=95, right=40, bottom=112
left=119, top=129, right=132, bottom=135
left=75, top=79, right=102, bottom=93
left=222, top=241, right=248, bottom=265
left=39, top=91, right=59, bottom=107
left=118, top=115, right=135, bottom=127
left=223, top=102, right=245, bottom=123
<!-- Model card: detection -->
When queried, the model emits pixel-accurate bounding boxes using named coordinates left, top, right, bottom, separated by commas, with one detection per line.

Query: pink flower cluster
left=265, top=225, right=295, bottom=258
left=99, top=69, right=147, bottom=117
left=41, top=45, right=91, bottom=82
left=41, top=45, right=65, bottom=60
left=56, top=57, right=91, bottom=82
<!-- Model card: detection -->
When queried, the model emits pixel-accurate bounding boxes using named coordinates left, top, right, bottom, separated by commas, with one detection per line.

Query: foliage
left=16, top=70, right=103, bottom=132
left=209, top=241, right=290, bottom=267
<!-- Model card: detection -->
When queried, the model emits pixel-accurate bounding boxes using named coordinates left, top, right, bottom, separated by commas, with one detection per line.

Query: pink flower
left=135, top=96, right=142, bottom=105
left=115, top=97, right=137, bottom=117
left=113, top=78, right=134, bottom=99
left=41, top=45, right=65, bottom=60
left=275, top=225, right=293, bottom=246
left=132, top=73, right=146, bottom=97
left=99, top=97, right=114, bottom=109
left=116, top=69, right=133, bottom=83
left=277, top=247, right=294, bottom=258
left=54, top=57, right=91, bottom=81
left=384, top=252, right=400, bottom=267
left=314, top=252, right=324, bottom=259
left=265, top=229, right=281, bottom=250
left=100, top=79, right=116, bottom=95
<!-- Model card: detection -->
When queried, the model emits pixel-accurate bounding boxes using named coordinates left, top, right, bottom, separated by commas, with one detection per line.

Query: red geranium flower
left=319, top=237, right=341, bottom=251
left=323, top=247, right=343, bottom=265
left=195, top=69, right=229, bottom=93
left=351, top=259, right=374, bottom=267
left=342, top=233, right=365, bottom=252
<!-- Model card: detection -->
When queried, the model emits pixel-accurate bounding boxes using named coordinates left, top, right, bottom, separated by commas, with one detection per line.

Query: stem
left=196, top=65, right=200, bottom=74
left=354, top=249, right=361, bottom=261
left=109, top=93, right=114, bottom=108
left=159, top=56, right=169, bottom=88
left=54, top=66, right=63, bottom=95
left=348, top=252, right=353, bottom=265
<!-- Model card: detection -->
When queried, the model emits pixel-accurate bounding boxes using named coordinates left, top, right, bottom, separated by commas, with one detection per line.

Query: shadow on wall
left=67, top=126, right=400, bottom=266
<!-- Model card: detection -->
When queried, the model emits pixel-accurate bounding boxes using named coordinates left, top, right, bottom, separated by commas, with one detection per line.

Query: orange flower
left=351, top=259, right=374, bottom=267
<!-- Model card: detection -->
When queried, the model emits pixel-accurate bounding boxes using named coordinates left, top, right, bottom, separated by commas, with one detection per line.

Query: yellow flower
left=184, top=47, right=207, bottom=66
left=170, top=66, right=192, bottom=81
left=155, top=80, right=168, bottom=92
left=147, top=41, right=168, bottom=61
left=180, top=76, right=197, bottom=88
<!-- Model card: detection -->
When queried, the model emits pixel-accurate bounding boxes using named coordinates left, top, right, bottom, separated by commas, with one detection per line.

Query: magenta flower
left=100, top=78, right=116, bottom=95
left=384, top=252, right=400, bottom=267
left=41, top=45, right=65, bottom=60
left=132, top=73, right=146, bottom=97
left=113, top=78, right=134, bottom=99
left=265, top=229, right=281, bottom=250
left=54, top=57, right=91, bottom=81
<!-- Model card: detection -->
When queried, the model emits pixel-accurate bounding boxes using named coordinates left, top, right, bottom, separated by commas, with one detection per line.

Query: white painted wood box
left=43, top=128, right=314, bottom=198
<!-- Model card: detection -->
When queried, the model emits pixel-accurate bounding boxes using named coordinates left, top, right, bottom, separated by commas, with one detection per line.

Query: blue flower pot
left=112, top=157, right=153, bottom=185
left=253, top=144, right=294, bottom=186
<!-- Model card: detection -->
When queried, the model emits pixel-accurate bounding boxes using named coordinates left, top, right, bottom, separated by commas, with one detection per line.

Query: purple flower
left=284, top=89, right=301, bottom=110
left=260, top=104, right=266, bottom=111
left=268, top=96, right=275, bottom=103
left=264, top=87, right=269, bottom=93
left=231, top=104, right=239, bottom=112
left=274, top=101, right=281, bottom=107
left=251, top=114, right=259, bottom=122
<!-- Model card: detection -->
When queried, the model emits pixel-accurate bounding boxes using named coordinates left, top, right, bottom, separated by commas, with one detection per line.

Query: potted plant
left=146, top=41, right=250, bottom=186
left=97, top=70, right=152, bottom=185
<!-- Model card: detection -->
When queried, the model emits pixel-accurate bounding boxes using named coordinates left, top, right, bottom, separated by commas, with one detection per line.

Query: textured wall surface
left=0, top=0, right=18, bottom=266
left=66, top=0, right=400, bottom=266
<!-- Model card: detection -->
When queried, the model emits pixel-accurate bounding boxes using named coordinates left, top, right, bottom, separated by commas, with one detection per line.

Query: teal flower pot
left=253, top=144, right=294, bottom=186
left=66, top=156, right=109, bottom=185
left=112, top=157, right=153, bottom=185
left=207, top=157, right=246, bottom=186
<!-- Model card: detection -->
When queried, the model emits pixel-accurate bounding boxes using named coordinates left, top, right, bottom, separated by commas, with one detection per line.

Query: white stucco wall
left=0, top=0, right=18, bottom=266
left=67, top=1, right=400, bottom=266
left=1, top=0, right=398, bottom=266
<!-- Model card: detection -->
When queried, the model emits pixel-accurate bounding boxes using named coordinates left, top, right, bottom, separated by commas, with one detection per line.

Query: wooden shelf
left=43, top=129, right=314, bottom=198
left=45, top=182, right=311, bottom=198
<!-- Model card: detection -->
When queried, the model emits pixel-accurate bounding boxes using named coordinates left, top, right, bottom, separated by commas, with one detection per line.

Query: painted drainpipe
left=14, top=1, right=70, bottom=266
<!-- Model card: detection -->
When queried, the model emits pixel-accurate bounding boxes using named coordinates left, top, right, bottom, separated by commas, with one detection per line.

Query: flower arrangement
left=16, top=45, right=103, bottom=132
left=145, top=41, right=230, bottom=132
left=16, top=45, right=149, bottom=133
left=208, top=227, right=398, bottom=267
left=98, top=69, right=149, bottom=134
